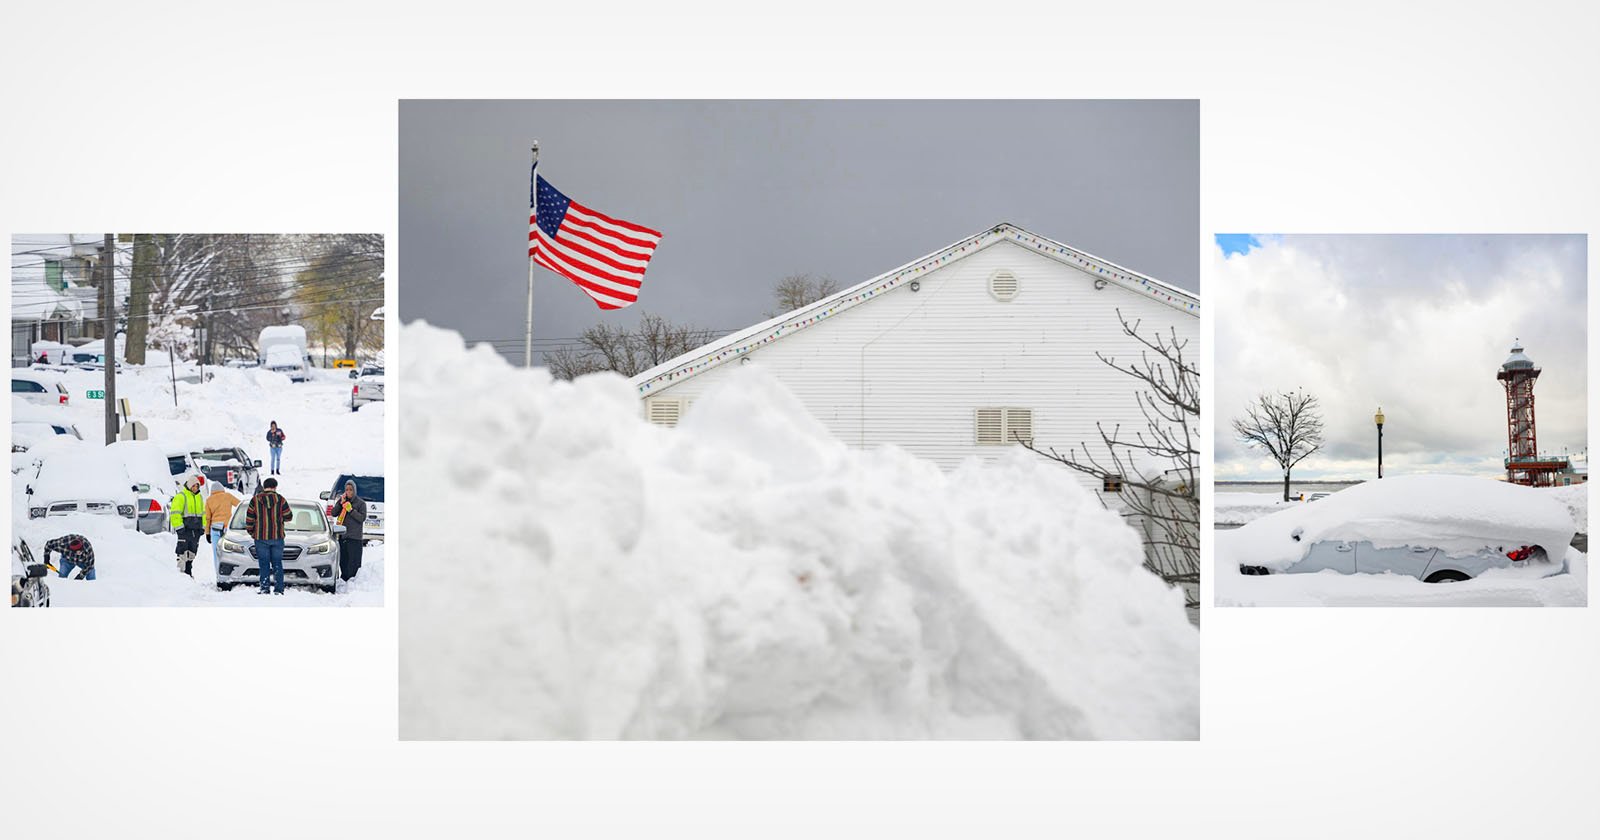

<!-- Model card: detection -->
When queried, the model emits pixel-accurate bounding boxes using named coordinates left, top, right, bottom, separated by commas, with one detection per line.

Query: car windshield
left=228, top=502, right=327, bottom=532
left=193, top=450, right=241, bottom=463
left=335, top=475, right=385, bottom=502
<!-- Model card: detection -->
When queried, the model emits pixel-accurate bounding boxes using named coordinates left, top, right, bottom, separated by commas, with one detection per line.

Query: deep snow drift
left=11, top=361, right=383, bottom=607
left=400, top=322, right=1198, bottom=740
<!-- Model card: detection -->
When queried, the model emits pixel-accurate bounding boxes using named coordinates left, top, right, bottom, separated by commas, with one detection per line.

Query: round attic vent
left=989, top=269, right=1019, bottom=302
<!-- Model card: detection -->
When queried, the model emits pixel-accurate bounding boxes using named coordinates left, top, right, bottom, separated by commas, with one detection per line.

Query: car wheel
left=1425, top=570, right=1471, bottom=584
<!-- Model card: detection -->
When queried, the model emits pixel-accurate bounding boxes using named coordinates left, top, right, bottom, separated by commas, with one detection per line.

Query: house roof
left=633, top=222, right=1199, bottom=396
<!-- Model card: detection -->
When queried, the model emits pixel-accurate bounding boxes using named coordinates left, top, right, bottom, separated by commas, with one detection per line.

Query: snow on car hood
left=28, top=450, right=137, bottom=503
left=1223, top=475, right=1577, bottom=571
left=400, top=321, right=1198, bottom=740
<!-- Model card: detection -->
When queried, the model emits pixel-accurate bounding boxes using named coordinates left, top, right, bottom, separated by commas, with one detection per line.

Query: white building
left=631, top=223, right=1200, bottom=495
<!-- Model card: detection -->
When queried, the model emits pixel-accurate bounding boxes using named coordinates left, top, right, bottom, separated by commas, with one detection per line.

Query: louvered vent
left=976, top=407, right=1032, bottom=445
left=647, top=398, right=682, bottom=427
left=989, top=269, right=1019, bottom=302
left=1005, top=408, right=1033, bottom=444
left=975, top=408, right=1004, bottom=445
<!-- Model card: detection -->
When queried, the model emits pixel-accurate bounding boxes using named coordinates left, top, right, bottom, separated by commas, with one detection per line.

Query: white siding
left=643, top=240, right=1198, bottom=492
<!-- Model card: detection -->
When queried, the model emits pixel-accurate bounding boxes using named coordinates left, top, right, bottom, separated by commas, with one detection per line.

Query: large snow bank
left=1538, top=484, right=1588, bottom=535
left=400, top=322, right=1198, bottom=740
left=1222, top=475, right=1577, bottom=572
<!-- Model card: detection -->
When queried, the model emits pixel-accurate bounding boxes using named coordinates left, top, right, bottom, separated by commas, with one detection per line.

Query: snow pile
left=1221, top=475, right=1576, bottom=572
left=1214, top=491, right=1300, bottom=525
left=1214, top=546, right=1587, bottom=608
left=400, top=322, right=1197, bottom=740
left=1537, top=484, right=1588, bottom=534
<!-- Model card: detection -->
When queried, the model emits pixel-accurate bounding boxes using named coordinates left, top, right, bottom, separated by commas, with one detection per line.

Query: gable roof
left=633, top=222, right=1199, bottom=396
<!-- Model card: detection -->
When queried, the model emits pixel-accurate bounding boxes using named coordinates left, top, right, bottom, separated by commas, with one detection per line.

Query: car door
left=1293, top=540, right=1358, bottom=574
left=1355, top=541, right=1437, bottom=579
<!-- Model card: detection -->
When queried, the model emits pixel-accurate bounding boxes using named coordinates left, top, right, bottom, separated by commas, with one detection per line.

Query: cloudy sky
left=1213, top=234, right=1587, bottom=481
left=399, top=100, right=1197, bottom=363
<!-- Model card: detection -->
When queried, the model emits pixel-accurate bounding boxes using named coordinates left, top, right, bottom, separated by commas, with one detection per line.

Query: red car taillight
left=144, top=499, right=163, bottom=513
left=59, top=394, right=69, bottom=405
left=1507, top=546, right=1533, bottom=561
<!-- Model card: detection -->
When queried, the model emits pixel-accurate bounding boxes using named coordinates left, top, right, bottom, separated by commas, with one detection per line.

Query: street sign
left=86, top=389, right=105, bottom=400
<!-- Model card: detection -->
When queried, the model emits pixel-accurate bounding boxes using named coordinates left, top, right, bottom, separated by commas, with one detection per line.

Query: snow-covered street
left=12, top=363, right=384, bottom=607
left=401, top=322, right=1198, bottom=740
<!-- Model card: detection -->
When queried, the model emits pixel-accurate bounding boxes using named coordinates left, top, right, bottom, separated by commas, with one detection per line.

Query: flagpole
left=526, top=141, right=539, bottom=368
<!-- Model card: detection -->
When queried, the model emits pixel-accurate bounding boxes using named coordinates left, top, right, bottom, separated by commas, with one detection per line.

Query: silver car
left=215, top=500, right=347, bottom=593
left=1245, top=538, right=1560, bottom=583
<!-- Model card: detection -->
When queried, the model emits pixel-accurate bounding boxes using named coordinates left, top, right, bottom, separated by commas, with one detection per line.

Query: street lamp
left=1374, top=406, right=1385, bottom=479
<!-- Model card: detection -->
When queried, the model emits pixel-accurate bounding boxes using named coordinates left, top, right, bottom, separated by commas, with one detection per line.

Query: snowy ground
left=400, top=322, right=1198, bottom=740
left=1215, top=478, right=1587, bottom=607
left=11, top=361, right=383, bottom=607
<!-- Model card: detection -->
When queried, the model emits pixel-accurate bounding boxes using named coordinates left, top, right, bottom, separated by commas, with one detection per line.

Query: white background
left=2, top=1, right=1595, bottom=836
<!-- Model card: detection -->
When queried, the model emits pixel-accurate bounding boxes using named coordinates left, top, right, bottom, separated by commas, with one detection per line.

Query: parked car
left=188, top=445, right=262, bottom=495
left=107, top=440, right=183, bottom=534
left=259, top=325, right=311, bottom=382
left=224, top=359, right=259, bottom=369
left=24, top=450, right=146, bottom=528
left=10, top=538, right=50, bottom=608
left=263, top=344, right=309, bottom=382
left=215, top=499, right=346, bottom=593
left=347, top=364, right=384, bottom=380
left=320, top=474, right=385, bottom=542
left=12, top=371, right=70, bottom=407
left=351, top=374, right=384, bottom=411
left=1231, top=475, right=1574, bottom=582
left=11, top=432, right=84, bottom=476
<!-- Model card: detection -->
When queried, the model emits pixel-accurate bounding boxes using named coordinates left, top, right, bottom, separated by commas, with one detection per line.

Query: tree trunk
left=1282, top=471, right=1292, bottom=502
left=125, top=234, right=156, bottom=364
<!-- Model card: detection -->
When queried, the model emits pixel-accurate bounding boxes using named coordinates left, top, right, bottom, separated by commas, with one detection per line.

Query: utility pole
left=101, top=234, right=118, bottom=444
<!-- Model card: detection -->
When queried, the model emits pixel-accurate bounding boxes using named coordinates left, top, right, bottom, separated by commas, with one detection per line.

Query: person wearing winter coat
left=333, top=480, right=367, bottom=582
left=168, top=475, right=206, bottom=577
left=266, top=421, right=286, bottom=475
left=203, top=484, right=242, bottom=578
left=245, top=477, right=293, bottom=595
left=43, top=534, right=95, bottom=581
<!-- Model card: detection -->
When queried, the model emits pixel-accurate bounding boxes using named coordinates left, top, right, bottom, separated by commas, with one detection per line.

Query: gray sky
left=1214, top=234, right=1587, bottom=481
left=399, top=100, right=1197, bottom=362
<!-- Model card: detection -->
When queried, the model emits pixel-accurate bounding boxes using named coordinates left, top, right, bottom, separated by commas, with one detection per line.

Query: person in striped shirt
left=244, top=477, right=293, bottom=595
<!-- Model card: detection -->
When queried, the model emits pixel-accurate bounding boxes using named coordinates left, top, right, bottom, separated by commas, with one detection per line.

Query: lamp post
left=1374, top=406, right=1385, bottom=479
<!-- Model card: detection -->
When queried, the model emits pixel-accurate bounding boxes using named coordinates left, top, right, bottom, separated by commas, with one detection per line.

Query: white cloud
left=1214, top=235, right=1587, bottom=481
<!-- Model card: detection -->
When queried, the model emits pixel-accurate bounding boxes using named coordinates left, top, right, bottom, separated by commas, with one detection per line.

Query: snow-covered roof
left=631, top=222, right=1200, bottom=396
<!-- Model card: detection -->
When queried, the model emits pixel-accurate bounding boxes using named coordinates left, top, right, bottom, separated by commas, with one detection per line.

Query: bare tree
left=1021, top=310, right=1199, bottom=608
left=765, top=273, right=839, bottom=318
left=544, top=312, right=717, bottom=379
left=1233, top=390, right=1324, bottom=502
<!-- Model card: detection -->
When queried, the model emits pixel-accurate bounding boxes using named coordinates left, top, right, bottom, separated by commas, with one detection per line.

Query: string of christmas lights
left=637, top=225, right=1198, bottom=395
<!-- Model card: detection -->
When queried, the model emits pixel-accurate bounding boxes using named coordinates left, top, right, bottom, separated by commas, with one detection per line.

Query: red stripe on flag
left=536, top=229, right=644, bottom=288
left=568, top=200, right=662, bottom=239
left=534, top=249, right=639, bottom=308
left=561, top=223, right=654, bottom=262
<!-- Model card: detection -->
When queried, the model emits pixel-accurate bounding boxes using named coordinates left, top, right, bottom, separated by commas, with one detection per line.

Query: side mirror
left=135, top=483, right=151, bottom=493
left=253, top=460, right=263, bottom=468
left=26, top=564, right=48, bottom=579
left=331, top=524, right=347, bottom=535
left=318, top=491, right=332, bottom=500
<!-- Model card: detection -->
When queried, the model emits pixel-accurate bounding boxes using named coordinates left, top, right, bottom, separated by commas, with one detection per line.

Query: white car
left=24, top=450, right=148, bottom=528
left=1227, top=475, right=1574, bottom=582
left=351, top=374, right=384, bottom=411
left=12, top=371, right=70, bottom=407
left=107, top=440, right=183, bottom=534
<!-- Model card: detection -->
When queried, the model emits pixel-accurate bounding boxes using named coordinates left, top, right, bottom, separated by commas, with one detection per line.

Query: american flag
left=529, top=163, right=662, bottom=310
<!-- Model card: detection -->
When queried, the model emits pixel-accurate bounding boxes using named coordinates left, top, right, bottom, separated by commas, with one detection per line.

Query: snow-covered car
left=351, top=374, right=384, bottom=411
left=12, top=371, right=70, bottom=407
left=224, top=359, right=259, bottom=369
left=107, top=440, right=182, bottom=534
left=215, top=499, right=346, bottom=593
left=320, top=474, right=384, bottom=542
left=13, top=418, right=83, bottom=449
left=23, top=450, right=147, bottom=528
left=10, top=538, right=50, bottom=608
left=188, top=445, right=262, bottom=495
left=1228, top=475, right=1574, bottom=583
left=263, top=344, right=309, bottom=382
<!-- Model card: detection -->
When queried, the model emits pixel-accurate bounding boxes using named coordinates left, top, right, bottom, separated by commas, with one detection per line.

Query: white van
left=258, top=325, right=311, bottom=382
